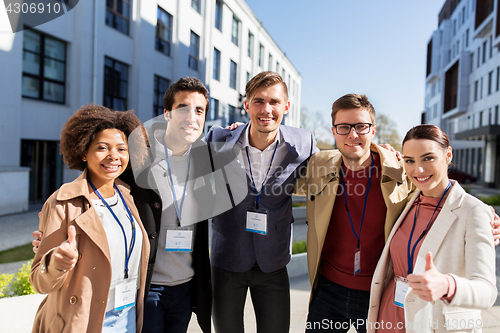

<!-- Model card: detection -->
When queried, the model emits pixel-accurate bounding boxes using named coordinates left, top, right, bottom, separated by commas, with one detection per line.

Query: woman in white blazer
left=367, top=125, right=497, bottom=333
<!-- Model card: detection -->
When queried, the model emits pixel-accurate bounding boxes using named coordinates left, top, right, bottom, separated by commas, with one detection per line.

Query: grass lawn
left=0, top=243, right=34, bottom=264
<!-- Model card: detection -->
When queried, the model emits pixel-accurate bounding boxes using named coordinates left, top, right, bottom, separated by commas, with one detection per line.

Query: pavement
left=1, top=188, right=500, bottom=332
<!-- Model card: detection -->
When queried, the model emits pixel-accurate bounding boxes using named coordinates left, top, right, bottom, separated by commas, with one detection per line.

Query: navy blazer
left=206, top=123, right=317, bottom=273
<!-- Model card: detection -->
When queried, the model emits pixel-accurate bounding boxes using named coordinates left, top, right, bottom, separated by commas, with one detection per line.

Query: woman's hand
left=407, top=252, right=449, bottom=302
left=52, top=225, right=78, bottom=273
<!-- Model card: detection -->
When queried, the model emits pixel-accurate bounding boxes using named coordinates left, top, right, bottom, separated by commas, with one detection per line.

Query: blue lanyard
left=245, top=141, right=279, bottom=209
left=339, top=153, right=374, bottom=248
left=88, top=179, right=136, bottom=279
left=407, top=181, right=451, bottom=274
left=162, top=137, right=191, bottom=224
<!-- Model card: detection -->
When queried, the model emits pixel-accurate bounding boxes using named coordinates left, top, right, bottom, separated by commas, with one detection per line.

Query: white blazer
left=367, top=181, right=497, bottom=333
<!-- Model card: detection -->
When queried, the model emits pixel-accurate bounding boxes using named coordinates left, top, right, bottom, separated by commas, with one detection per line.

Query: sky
left=246, top=0, right=446, bottom=141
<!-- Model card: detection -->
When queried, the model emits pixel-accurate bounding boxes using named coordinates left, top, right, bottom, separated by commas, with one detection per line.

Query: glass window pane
left=120, top=81, right=127, bottom=98
left=22, top=76, right=39, bottom=98
left=121, top=1, right=130, bottom=18
left=105, top=9, right=114, bottom=27
left=115, top=62, right=127, bottom=80
left=23, top=52, right=40, bottom=75
left=23, top=30, right=40, bottom=53
left=106, top=0, right=113, bottom=9
left=44, top=38, right=65, bottom=61
left=114, top=98, right=125, bottom=110
left=44, top=59, right=65, bottom=81
left=43, top=82, right=64, bottom=102
left=161, top=27, right=170, bottom=42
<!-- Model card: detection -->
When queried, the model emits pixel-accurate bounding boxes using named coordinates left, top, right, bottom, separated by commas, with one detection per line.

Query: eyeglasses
left=333, top=123, right=373, bottom=135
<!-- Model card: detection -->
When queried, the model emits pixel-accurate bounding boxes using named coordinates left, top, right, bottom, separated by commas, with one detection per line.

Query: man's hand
left=225, top=122, right=244, bottom=131
left=32, top=230, right=43, bottom=253
left=407, top=252, right=449, bottom=302
left=52, top=225, right=78, bottom=273
left=489, top=206, right=500, bottom=246
left=378, top=143, right=402, bottom=160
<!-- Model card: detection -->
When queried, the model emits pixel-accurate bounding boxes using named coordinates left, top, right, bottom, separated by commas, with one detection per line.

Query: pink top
left=376, top=194, right=453, bottom=332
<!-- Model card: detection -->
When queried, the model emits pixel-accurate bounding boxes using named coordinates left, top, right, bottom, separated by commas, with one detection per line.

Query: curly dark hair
left=60, top=104, right=144, bottom=171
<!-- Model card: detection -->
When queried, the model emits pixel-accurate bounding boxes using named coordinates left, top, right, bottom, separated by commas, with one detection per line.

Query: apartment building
left=423, top=0, right=500, bottom=187
left=0, top=0, right=302, bottom=215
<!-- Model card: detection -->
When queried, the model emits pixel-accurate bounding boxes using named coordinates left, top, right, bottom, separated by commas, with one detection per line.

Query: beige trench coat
left=30, top=170, right=150, bottom=333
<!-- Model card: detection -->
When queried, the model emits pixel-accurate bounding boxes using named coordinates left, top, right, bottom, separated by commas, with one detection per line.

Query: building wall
left=424, top=0, right=500, bottom=186
left=0, top=0, right=302, bottom=215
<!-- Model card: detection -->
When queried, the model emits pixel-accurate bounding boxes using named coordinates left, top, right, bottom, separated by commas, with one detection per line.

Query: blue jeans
left=306, top=276, right=369, bottom=333
left=102, top=305, right=136, bottom=333
left=142, top=282, right=192, bottom=333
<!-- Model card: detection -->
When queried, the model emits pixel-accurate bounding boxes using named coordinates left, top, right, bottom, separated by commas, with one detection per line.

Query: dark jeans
left=306, top=276, right=370, bottom=333
left=212, top=264, right=290, bottom=333
left=142, top=282, right=192, bottom=333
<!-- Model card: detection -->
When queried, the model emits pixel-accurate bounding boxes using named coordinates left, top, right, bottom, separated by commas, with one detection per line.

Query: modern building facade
left=0, top=0, right=302, bottom=215
left=423, top=0, right=500, bottom=187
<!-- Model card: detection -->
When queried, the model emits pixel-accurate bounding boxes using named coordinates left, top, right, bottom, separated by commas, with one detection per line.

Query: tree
left=374, top=113, right=401, bottom=152
left=300, top=107, right=334, bottom=150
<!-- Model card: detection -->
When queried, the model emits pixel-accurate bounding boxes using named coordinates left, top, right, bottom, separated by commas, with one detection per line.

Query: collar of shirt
left=236, top=122, right=287, bottom=192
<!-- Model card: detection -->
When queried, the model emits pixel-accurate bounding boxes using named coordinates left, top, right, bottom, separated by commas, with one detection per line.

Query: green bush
left=0, top=260, right=36, bottom=298
left=292, top=240, right=307, bottom=254
left=0, top=273, right=14, bottom=298
left=479, top=195, right=500, bottom=206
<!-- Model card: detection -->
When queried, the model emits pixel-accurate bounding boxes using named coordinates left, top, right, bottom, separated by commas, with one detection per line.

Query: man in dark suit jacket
left=206, top=71, right=318, bottom=333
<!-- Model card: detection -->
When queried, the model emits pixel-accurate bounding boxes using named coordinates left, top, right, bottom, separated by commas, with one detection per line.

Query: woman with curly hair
left=30, top=104, right=150, bottom=333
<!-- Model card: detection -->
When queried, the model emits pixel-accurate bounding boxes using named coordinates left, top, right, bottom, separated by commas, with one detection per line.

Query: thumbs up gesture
left=52, top=225, right=79, bottom=273
left=407, top=252, right=449, bottom=302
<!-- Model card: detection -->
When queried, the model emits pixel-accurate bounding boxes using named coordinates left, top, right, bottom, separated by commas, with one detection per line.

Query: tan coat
left=367, top=181, right=497, bottom=333
left=30, top=171, right=150, bottom=333
left=296, top=143, right=413, bottom=299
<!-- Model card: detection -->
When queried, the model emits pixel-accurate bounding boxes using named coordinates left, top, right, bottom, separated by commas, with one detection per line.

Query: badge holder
left=246, top=207, right=268, bottom=235
left=165, top=225, right=194, bottom=252
left=354, top=244, right=361, bottom=276
left=394, top=275, right=409, bottom=308
left=114, top=280, right=137, bottom=311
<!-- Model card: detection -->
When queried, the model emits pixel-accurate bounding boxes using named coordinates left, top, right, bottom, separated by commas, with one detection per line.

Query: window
left=496, top=105, right=499, bottom=125
left=21, top=139, right=63, bottom=204
left=268, top=53, right=273, bottom=71
left=154, top=75, right=170, bottom=117
left=247, top=32, right=254, bottom=58
left=156, top=7, right=173, bottom=56
left=497, top=67, right=500, bottom=91
left=466, top=29, right=469, bottom=47
left=282, top=68, right=285, bottom=80
left=191, top=0, right=200, bottom=13
left=210, top=98, right=219, bottom=120
left=462, top=6, right=465, bottom=23
left=453, top=20, right=456, bottom=35
left=433, top=104, right=438, bottom=118
left=482, top=41, right=487, bottom=63
left=480, top=77, right=483, bottom=99
left=231, top=16, right=239, bottom=46
left=488, top=71, right=493, bottom=95
left=474, top=80, right=479, bottom=101
left=457, top=41, right=459, bottom=53
left=189, top=31, right=200, bottom=70
left=246, top=72, right=250, bottom=83
left=22, top=29, right=66, bottom=103
left=106, top=0, right=131, bottom=35
left=215, top=1, right=223, bottom=31
left=213, top=48, right=221, bottom=81
left=276, top=61, right=280, bottom=74
left=104, top=56, right=128, bottom=110
left=489, top=35, right=493, bottom=58
left=228, top=105, right=236, bottom=124
left=229, top=60, right=237, bottom=89
left=477, top=47, right=480, bottom=67
left=258, top=43, right=264, bottom=67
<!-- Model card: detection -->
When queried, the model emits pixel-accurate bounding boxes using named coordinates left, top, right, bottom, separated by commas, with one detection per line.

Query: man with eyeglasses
left=296, top=94, right=413, bottom=333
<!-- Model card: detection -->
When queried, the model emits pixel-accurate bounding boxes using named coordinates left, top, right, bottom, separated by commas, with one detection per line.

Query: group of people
left=29, top=71, right=499, bottom=333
